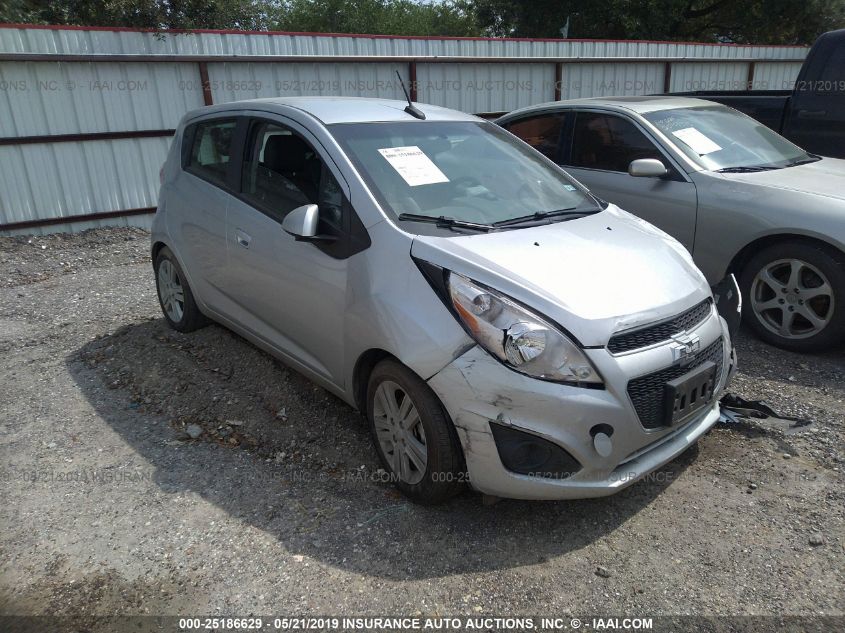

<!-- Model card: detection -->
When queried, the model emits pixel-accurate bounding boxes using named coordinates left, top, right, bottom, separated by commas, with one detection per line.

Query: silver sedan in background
left=498, top=97, right=845, bottom=352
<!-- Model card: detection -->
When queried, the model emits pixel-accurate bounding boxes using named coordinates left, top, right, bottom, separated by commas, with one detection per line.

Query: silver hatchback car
left=152, top=97, right=737, bottom=503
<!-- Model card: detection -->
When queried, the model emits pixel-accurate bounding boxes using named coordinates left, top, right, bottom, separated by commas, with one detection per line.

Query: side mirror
left=628, top=158, right=668, bottom=178
left=281, top=204, right=336, bottom=243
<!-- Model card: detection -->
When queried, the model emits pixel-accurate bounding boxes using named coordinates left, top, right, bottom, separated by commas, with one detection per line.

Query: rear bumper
left=427, top=311, right=734, bottom=500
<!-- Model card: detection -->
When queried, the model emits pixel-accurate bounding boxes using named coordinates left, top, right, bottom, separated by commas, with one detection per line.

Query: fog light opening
left=589, top=424, right=614, bottom=458
left=489, top=422, right=582, bottom=480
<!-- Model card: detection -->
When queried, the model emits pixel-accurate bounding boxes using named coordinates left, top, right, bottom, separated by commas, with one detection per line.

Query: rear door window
left=502, top=113, right=568, bottom=161
left=569, top=112, right=664, bottom=172
left=186, top=119, right=237, bottom=187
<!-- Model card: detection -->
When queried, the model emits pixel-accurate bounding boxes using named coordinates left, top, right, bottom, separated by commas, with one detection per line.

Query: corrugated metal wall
left=0, top=26, right=809, bottom=60
left=0, top=25, right=809, bottom=235
left=0, top=61, right=204, bottom=135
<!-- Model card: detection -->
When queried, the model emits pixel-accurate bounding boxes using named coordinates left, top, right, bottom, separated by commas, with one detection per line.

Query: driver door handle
left=235, top=229, right=251, bottom=248
left=797, top=109, right=827, bottom=119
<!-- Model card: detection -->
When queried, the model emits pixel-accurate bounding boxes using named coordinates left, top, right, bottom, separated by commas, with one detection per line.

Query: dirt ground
left=0, top=228, right=842, bottom=630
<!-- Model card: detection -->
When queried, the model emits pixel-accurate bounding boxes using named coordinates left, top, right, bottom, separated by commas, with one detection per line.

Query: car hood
left=410, top=204, right=712, bottom=347
left=716, top=157, right=845, bottom=201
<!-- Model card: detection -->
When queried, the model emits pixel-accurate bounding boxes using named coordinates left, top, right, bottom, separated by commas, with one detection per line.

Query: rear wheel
left=154, top=247, right=207, bottom=333
left=366, top=359, right=464, bottom=504
left=739, top=241, right=845, bottom=352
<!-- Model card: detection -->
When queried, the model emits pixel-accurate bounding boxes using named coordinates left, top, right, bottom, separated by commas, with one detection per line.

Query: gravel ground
left=0, top=228, right=842, bottom=630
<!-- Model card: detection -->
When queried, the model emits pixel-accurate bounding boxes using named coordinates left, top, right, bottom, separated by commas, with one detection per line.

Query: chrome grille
left=608, top=299, right=712, bottom=354
left=627, top=338, right=724, bottom=430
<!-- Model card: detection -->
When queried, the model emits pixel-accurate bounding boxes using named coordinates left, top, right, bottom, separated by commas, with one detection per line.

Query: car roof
left=500, top=95, right=718, bottom=120
left=186, top=96, right=481, bottom=125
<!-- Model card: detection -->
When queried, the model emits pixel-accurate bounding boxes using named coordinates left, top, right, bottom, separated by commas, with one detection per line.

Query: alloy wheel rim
left=157, top=259, right=185, bottom=323
left=750, top=258, right=834, bottom=340
left=372, top=380, right=427, bottom=485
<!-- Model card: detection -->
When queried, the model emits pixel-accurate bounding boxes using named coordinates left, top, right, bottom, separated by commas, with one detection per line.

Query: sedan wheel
left=740, top=242, right=845, bottom=352
left=750, top=258, right=833, bottom=340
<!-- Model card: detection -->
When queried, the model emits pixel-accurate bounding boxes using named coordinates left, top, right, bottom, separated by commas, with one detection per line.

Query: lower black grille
left=608, top=299, right=712, bottom=354
left=627, top=338, right=724, bottom=429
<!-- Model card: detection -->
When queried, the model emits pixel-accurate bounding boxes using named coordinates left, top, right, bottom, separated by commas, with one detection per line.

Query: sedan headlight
left=447, top=272, right=602, bottom=385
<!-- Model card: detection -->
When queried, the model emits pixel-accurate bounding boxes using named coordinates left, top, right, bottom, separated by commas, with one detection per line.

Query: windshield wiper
left=716, top=165, right=781, bottom=173
left=397, top=213, right=492, bottom=232
left=784, top=154, right=822, bottom=168
left=492, top=207, right=591, bottom=227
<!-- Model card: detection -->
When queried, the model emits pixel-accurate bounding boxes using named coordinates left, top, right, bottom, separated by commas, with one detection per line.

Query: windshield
left=644, top=105, right=815, bottom=172
left=329, top=121, right=598, bottom=226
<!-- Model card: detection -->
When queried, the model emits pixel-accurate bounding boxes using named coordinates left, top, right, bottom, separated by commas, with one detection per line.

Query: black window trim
left=565, top=107, right=692, bottom=183
left=231, top=115, right=352, bottom=222
left=232, top=114, right=371, bottom=260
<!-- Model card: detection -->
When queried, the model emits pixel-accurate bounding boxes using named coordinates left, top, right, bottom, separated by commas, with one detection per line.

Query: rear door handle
left=236, top=229, right=252, bottom=248
left=797, top=109, right=827, bottom=119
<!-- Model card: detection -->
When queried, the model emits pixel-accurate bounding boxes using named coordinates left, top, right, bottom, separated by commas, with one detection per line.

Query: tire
left=366, top=359, right=465, bottom=504
left=739, top=241, right=845, bottom=352
left=154, top=246, right=208, bottom=333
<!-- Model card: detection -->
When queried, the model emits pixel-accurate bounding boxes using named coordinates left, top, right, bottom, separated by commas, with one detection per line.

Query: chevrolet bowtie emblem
left=670, top=332, right=701, bottom=367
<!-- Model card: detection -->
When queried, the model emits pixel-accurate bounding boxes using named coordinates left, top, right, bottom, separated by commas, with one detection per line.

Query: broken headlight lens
left=447, top=272, right=602, bottom=385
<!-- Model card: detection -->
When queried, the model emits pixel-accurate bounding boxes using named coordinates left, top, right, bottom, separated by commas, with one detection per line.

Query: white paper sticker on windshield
left=378, top=146, right=449, bottom=186
left=671, top=127, right=722, bottom=155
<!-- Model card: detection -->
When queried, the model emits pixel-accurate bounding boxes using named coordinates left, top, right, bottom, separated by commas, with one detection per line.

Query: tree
left=4, top=0, right=843, bottom=43
left=469, top=0, right=845, bottom=45
left=0, top=0, right=480, bottom=35
left=271, top=0, right=479, bottom=36
left=0, top=0, right=271, bottom=30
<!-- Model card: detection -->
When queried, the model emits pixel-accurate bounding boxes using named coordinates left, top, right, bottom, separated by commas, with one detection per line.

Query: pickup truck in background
left=668, top=29, right=845, bottom=158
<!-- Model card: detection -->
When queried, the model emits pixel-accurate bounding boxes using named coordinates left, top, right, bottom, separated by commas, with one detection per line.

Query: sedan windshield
left=329, top=121, right=598, bottom=227
left=644, top=105, right=816, bottom=172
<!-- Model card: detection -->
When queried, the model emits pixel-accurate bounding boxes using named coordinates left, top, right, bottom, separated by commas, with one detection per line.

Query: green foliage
left=1, top=0, right=270, bottom=30
left=271, top=0, right=478, bottom=36
left=470, top=0, right=845, bottom=45
left=1, top=0, right=842, bottom=43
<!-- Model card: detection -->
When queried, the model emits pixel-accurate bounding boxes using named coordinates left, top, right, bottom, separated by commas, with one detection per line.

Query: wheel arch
left=151, top=240, right=168, bottom=263
left=726, top=233, right=845, bottom=279
left=352, top=348, right=398, bottom=415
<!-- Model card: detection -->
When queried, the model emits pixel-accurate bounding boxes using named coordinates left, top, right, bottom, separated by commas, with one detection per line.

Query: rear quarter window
left=502, top=113, right=567, bottom=161
left=183, top=119, right=238, bottom=187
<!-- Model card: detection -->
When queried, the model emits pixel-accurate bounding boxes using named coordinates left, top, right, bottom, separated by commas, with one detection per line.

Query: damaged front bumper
left=428, top=309, right=735, bottom=500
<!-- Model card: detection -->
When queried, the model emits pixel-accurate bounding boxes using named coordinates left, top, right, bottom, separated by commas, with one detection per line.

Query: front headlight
left=447, top=272, right=602, bottom=386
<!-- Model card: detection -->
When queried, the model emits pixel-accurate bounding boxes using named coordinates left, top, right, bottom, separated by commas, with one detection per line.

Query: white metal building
left=0, top=24, right=809, bottom=234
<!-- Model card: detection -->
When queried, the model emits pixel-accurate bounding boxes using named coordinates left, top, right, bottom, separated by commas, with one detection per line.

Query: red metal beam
left=0, top=129, right=175, bottom=147
left=554, top=62, right=563, bottom=100
left=1, top=207, right=156, bottom=232
left=408, top=60, right=418, bottom=102
left=663, top=61, right=672, bottom=93
left=198, top=61, right=214, bottom=106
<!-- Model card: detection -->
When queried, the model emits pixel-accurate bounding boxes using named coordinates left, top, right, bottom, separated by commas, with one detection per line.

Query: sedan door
left=560, top=110, right=699, bottom=252
left=222, top=117, right=360, bottom=386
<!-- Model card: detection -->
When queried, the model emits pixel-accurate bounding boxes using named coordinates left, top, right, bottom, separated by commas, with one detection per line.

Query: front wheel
left=367, top=360, right=465, bottom=504
left=739, top=241, right=845, bottom=352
